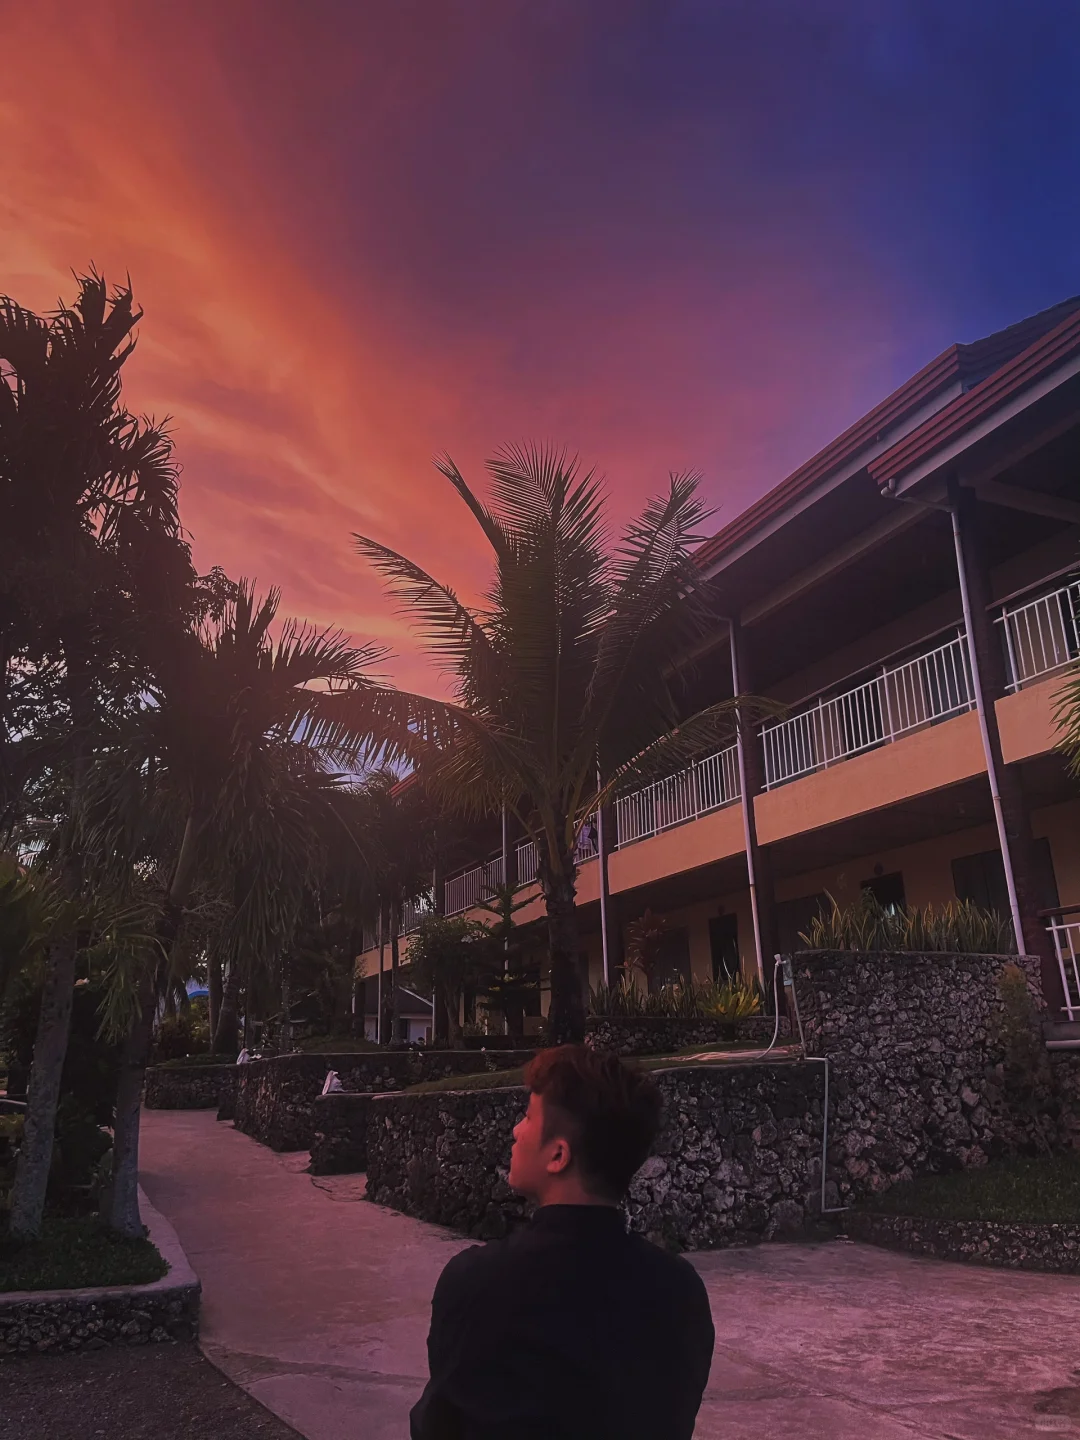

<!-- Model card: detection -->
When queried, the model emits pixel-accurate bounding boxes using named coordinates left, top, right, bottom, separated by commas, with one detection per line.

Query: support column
left=951, top=486, right=1060, bottom=1006
left=597, top=794, right=614, bottom=987
left=729, top=619, right=778, bottom=992
left=431, top=844, right=448, bottom=1044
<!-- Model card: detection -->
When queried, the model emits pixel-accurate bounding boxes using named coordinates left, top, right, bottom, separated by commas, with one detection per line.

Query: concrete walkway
left=141, top=1110, right=1080, bottom=1439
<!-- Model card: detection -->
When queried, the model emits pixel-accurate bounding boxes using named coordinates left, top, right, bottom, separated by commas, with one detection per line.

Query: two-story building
left=358, top=294, right=1080, bottom=1034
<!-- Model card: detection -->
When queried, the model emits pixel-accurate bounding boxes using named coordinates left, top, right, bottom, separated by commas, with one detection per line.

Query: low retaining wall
left=310, top=1093, right=373, bottom=1174
left=366, top=950, right=1078, bottom=1249
left=234, top=1049, right=534, bottom=1152
left=0, top=1189, right=200, bottom=1357
left=144, top=1064, right=237, bottom=1111
left=847, top=1209, right=1080, bottom=1273
left=792, top=950, right=1048, bottom=1203
left=585, top=1014, right=789, bottom=1056
left=365, top=1060, right=826, bottom=1246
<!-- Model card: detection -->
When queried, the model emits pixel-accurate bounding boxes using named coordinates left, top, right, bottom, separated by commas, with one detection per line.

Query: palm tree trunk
left=445, top=985, right=463, bottom=1049
left=389, top=906, right=400, bottom=1045
left=377, top=909, right=387, bottom=1044
left=543, top=866, right=586, bottom=1045
left=9, top=630, right=92, bottom=1239
left=208, top=951, right=223, bottom=1045
left=214, top=960, right=242, bottom=1055
left=280, top=957, right=293, bottom=1054
left=106, top=966, right=159, bottom=1237
left=108, top=810, right=202, bottom=1237
left=7, top=929, right=78, bottom=1239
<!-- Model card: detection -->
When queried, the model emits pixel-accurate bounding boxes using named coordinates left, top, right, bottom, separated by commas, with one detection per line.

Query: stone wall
left=365, top=1060, right=826, bottom=1247
left=791, top=950, right=1047, bottom=1203
left=585, top=1014, right=790, bottom=1056
left=144, top=1064, right=237, bottom=1112
left=234, top=1049, right=533, bottom=1152
left=364, top=950, right=1074, bottom=1250
left=0, top=1284, right=199, bottom=1356
left=310, top=1093, right=373, bottom=1174
left=846, top=1210, right=1080, bottom=1274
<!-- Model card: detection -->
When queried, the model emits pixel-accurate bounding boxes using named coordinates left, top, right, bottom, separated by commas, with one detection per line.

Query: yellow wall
left=607, top=804, right=744, bottom=893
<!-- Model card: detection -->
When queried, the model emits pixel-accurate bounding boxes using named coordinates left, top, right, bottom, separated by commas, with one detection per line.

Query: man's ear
left=545, top=1136, right=573, bottom=1176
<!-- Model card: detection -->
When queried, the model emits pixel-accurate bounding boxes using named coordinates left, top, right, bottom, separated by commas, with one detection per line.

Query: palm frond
left=351, top=534, right=502, bottom=700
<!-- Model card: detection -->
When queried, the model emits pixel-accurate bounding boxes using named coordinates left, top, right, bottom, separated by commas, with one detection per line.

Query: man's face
left=509, top=1091, right=562, bottom=1200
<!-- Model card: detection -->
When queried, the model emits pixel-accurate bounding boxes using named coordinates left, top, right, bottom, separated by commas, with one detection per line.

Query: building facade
left=358, top=295, right=1080, bottom=1028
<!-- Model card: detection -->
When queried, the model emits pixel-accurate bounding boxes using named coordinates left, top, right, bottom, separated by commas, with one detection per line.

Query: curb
left=847, top=1208, right=1080, bottom=1274
left=0, top=1186, right=201, bottom=1355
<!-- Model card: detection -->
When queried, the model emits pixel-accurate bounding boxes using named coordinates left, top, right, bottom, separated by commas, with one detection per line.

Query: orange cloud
left=0, top=1, right=928, bottom=694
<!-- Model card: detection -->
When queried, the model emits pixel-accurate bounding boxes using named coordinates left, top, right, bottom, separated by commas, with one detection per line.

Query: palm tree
left=343, top=446, right=751, bottom=1043
left=2, top=273, right=187, bottom=1240
left=354, top=771, right=436, bottom=1044
left=82, top=579, right=383, bottom=1235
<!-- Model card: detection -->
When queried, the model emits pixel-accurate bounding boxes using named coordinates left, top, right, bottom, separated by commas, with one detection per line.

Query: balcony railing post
left=1000, top=608, right=1021, bottom=693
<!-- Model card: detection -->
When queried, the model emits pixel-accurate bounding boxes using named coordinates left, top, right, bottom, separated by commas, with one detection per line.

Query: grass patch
left=405, top=1067, right=527, bottom=1096
left=866, top=1152, right=1080, bottom=1226
left=0, top=1216, right=168, bottom=1293
left=400, top=1046, right=791, bottom=1096
left=155, top=1053, right=236, bottom=1069
left=296, top=1035, right=381, bottom=1054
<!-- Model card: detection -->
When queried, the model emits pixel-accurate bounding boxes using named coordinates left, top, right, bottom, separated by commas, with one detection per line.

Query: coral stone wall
left=144, top=1065, right=237, bottom=1112
left=845, top=1210, right=1080, bottom=1273
left=234, top=1050, right=534, bottom=1152
left=309, top=1094, right=373, bottom=1174
left=365, top=1061, right=826, bottom=1247
left=585, top=1014, right=790, bottom=1056
left=791, top=951, right=1045, bottom=1202
left=365, top=950, right=1069, bottom=1249
left=0, top=1284, right=199, bottom=1356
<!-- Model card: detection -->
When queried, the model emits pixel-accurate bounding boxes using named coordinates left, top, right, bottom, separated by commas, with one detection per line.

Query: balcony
left=761, top=633, right=974, bottom=789
left=417, top=569, right=1080, bottom=926
left=999, top=575, right=1080, bottom=691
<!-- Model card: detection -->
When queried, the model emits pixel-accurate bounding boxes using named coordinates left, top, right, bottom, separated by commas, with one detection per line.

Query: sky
left=2, top=0, right=1080, bottom=691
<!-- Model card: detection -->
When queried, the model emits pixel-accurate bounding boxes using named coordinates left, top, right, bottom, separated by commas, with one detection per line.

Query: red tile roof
left=694, top=296, right=1080, bottom=573
left=869, top=305, right=1080, bottom=492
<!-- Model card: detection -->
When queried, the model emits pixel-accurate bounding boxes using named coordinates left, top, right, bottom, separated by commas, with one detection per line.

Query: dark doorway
left=952, top=837, right=1059, bottom=916
left=648, top=926, right=692, bottom=992
left=709, top=914, right=740, bottom=981
left=861, top=871, right=906, bottom=912
left=774, top=893, right=828, bottom=954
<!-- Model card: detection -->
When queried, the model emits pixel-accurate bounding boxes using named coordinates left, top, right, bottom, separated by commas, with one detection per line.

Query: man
left=410, top=1045, right=715, bottom=1439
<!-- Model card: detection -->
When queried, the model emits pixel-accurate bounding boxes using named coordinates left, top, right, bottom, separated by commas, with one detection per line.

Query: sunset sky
left=3, top=1, right=1079, bottom=690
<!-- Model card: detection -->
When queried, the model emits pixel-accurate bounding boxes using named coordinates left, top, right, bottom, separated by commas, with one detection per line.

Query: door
left=709, top=914, right=740, bottom=981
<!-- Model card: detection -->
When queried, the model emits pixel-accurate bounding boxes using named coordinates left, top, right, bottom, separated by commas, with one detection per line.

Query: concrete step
left=1043, top=1019, right=1080, bottom=1050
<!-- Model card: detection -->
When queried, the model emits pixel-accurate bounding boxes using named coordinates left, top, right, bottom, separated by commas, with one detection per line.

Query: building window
left=951, top=838, right=1058, bottom=915
left=861, top=872, right=906, bottom=913
left=709, top=914, right=740, bottom=981
left=774, top=893, right=829, bottom=953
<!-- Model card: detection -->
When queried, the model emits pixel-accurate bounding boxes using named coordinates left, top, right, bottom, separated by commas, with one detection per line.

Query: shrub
left=587, top=977, right=761, bottom=1023
left=151, top=1001, right=211, bottom=1063
left=694, top=977, right=762, bottom=1024
left=799, top=891, right=1014, bottom=953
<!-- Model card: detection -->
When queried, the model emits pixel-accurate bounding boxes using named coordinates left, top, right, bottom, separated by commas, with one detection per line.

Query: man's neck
left=534, top=1181, right=618, bottom=1209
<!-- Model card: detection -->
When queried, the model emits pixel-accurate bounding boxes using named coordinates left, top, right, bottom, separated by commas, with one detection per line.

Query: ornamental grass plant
left=588, top=976, right=761, bottom=1022
left=800, top=891, right=1014, bottom=954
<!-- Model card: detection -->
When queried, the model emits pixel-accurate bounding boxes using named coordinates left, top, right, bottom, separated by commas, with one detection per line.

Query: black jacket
left=410, top=1204, right=714, bottom=1440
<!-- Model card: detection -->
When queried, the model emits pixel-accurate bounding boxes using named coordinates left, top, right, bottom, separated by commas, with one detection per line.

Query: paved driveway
left=141, top=1110, right=1080, bottom=1439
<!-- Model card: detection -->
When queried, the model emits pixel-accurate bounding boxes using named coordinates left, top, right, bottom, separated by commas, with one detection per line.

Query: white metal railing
left=614, top=743, right=740, bottom=847
left=402, top=893, right=434, bottom=936
left=762, top=634, right=973, bottom=788
left=1049, top=919, right=1080, bottom=1021
left=444, top=854, right=504, bottom=917
left=515, top=839, right=538, bottom=886
left=511, top=819, right=596, bottom=889
left=998, top=577, right=1080, bottom=691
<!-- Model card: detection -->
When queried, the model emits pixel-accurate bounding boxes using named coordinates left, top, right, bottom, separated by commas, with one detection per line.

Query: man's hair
left=524, top=1045, right=662, bottom=1200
